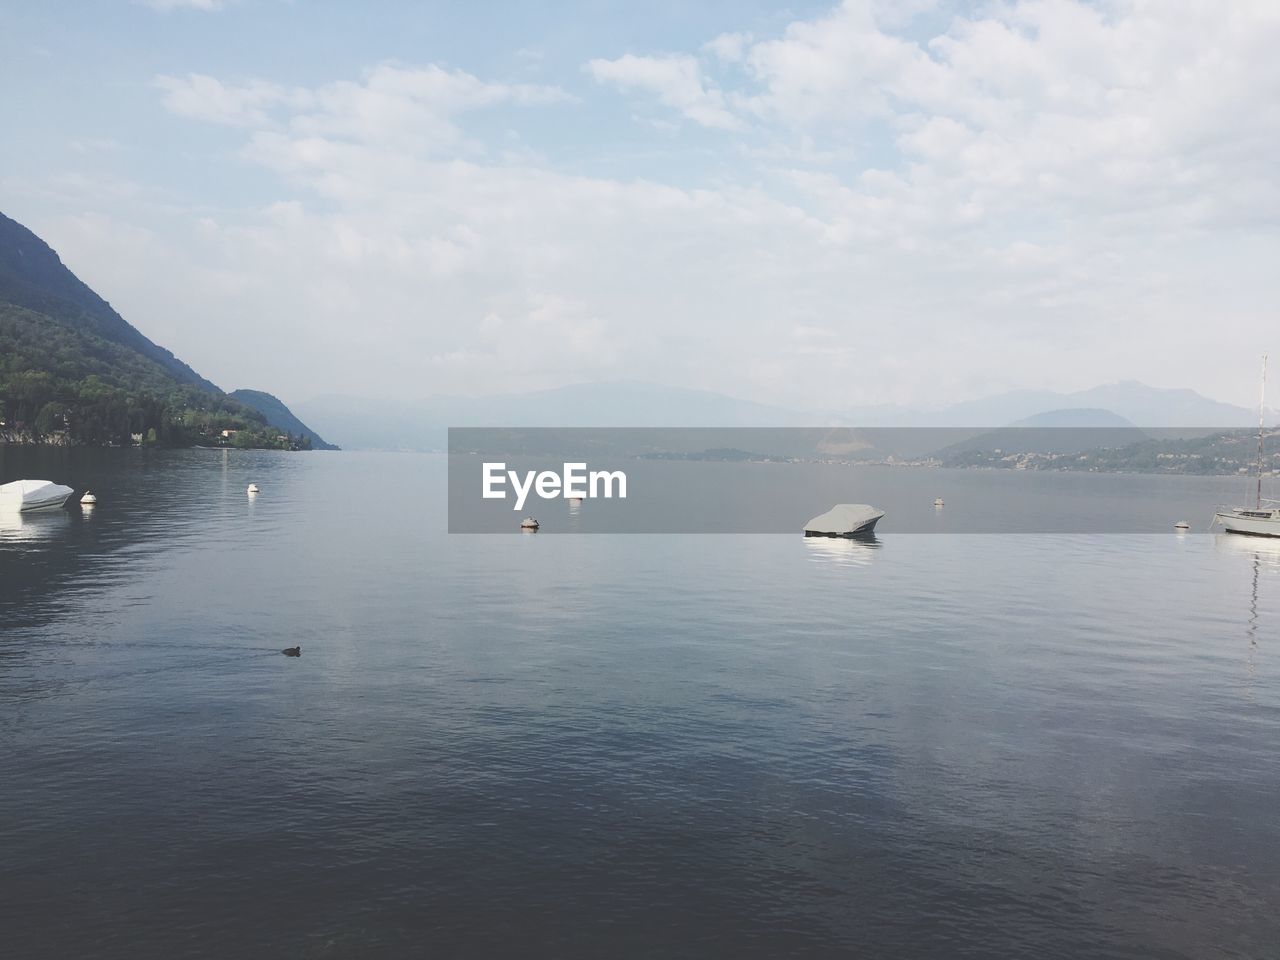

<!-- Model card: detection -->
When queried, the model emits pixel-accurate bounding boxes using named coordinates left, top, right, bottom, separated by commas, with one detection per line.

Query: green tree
left=34, top=400, right=67, bottom=437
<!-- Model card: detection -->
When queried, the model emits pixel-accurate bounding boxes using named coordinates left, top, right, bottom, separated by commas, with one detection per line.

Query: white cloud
left=739, top=0, right=1280, bottom=216
left=592, top=0, right=1280, bottom=241
left=585, top=54, right=743, bottom=131
left=140, top=0, right=227, bottom=10
left=157, top=64, right=569, bottom=150
left=703, top=32, right=751, bottom=65
left=291, top=64, right=570, bottom=149
left=27, top=2, right=1280, bottom=411
left=741, top=0, right=948, bottom=124
left=155, top=74, right=307, bottom=127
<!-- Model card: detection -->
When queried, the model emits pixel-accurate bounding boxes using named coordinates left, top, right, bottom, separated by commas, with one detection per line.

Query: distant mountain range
left=858, top=382, right=1264, bottom=428
left=297, top=380, right=1265, bottom=451
left=2, top=210, right=1261, bottom=455
left=1007, top=408, right=1136, bottom=428
left=0, top=212, right=332, bottom=450
left=295, top=381, right=811, bottom=450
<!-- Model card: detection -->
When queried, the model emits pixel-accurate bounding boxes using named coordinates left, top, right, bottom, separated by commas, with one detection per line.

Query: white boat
left=1214, top=355, right=1280, bottom=537
left=803, top=503, right=885, bottom=537
left=520, top=517, right=540, bottom=530
left=1214, top=506, right=1280, bottom=536
left=934, top=498, right=945, bottom=507
left=247, top=483, right=260, bottom=495
left=0, top=479, right=75, bottom=512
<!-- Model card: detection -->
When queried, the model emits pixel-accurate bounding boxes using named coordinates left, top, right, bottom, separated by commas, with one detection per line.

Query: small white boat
left=80, top=491, right=98, bottom=505
left=1173, top=520, right=1190, bottom=531
left=247, top=483, right=260, bottom=495
left=803, top=503, right=884, bottom=537
left=934, top=498, right=945, bottom=507
left=520, top=517, right=539, bottom=530
left=0, top=479, right=75, bottom=512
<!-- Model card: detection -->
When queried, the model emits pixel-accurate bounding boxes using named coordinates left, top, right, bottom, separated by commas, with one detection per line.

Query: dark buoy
left=282, top=646, right=301, bottom=657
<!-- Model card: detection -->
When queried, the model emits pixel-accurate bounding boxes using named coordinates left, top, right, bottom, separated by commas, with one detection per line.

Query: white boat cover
left=803, top=503, right=885, bottom=536
left=0, top=479, right=75, bottom=512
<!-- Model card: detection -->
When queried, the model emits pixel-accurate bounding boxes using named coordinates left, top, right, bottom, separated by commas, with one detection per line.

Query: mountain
left=297, top=378, right=1262, bottom=452
left=845, top=382, right=1261, bottom=428
left=934, top=425, right=1150, bottom=460
left=0, top=211, right=308, bottom=449
left=296, top=381, right=809, bottom=450
left=229, top=389, right=338, bottom=450
left=924, top=407, right=1149, bottom=458
left=1054, top=382, right=1257, bottom=427
left=1008, top=408, right=1136, bottom=428
left=0, top=212, right=218, bottom=393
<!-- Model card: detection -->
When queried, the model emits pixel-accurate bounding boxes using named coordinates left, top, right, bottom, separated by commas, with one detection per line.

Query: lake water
left=447, top=450, right=1265, bottom=533
left=2, top=448, right=1279, bottom=958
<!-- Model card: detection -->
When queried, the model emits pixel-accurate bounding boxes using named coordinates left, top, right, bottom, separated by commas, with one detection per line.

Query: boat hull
left=19, top=493, right=73, bottom=512
left=804, top=516, right=882, bottom=538
left=0, top=481, right=75, bottom=513
left=1214, top=512, right=1280, bottom=537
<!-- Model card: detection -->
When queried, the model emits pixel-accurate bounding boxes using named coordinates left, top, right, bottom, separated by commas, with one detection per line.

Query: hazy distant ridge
left=229, top=390, right=338, bottom=450
left=299, top=380, right=1263, bottom=451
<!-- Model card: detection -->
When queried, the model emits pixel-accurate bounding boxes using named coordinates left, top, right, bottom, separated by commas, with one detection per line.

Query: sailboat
left=1213, top=355, right=1280, bottom=537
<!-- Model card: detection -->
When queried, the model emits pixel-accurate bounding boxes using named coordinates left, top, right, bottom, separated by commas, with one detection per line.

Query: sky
left=1, top=0, right=1278, bottom=412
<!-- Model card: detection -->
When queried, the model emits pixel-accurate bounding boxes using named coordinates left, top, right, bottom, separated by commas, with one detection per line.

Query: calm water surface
left=2, top=449, right=1278, bottom=958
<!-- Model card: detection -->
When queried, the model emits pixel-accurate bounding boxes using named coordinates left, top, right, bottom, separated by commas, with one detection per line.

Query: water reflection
left=1213, top=530, right=1280, bottom=567
left=802, top=534, right=881, bottom=567
left=1249, top=556, right=1260, bottom=653
left=1213, top=534, right=1279, bottom=691
left=0, top=508, right=72, bottom=544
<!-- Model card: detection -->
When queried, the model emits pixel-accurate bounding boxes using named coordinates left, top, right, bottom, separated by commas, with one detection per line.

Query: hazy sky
left=2, top=0, right=1278, bottom=410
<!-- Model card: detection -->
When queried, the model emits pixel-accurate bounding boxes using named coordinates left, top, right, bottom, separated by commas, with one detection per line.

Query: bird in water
left=282, top=646, right=301, bottom=657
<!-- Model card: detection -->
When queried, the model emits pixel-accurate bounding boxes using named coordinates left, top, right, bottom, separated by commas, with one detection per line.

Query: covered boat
left=803, top=503, right=885, bottom=537
left=0, top=479, right=75, bottom=512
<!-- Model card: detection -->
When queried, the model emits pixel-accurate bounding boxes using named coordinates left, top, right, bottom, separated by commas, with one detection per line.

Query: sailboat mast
left=1256, top=353, right=1268, bottom=510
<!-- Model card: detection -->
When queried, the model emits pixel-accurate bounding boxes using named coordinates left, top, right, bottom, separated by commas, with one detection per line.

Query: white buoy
left=80, top=491, right=97, bottom=505
left=247, top=483, right=260, bottom=495
left=520, top=517, right=539, bottom=530
left=1174, top=520, right=1190, bottom=531
left=934, top=498, right=945, bottom=507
